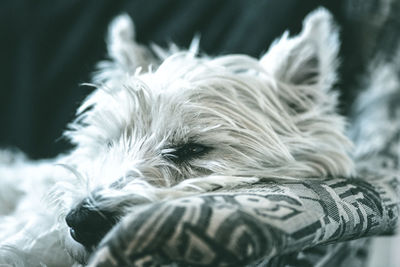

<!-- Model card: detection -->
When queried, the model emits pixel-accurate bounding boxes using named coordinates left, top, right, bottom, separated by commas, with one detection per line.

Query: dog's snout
left=65, top=199, right=119, bottom=249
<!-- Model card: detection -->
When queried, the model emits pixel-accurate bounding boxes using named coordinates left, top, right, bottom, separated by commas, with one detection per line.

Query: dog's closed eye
left=161, top=143, right=212, bottom=164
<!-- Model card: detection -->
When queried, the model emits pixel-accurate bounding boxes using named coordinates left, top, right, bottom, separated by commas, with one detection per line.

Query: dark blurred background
left=0, top=0, right=398, bottom=159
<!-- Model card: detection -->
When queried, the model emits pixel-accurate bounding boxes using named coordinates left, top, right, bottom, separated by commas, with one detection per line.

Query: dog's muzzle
left=65, top=199, right=120, bottom=249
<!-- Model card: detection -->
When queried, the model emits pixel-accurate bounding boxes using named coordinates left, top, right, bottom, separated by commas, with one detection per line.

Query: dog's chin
left=64, top=233, right=90, bottom=264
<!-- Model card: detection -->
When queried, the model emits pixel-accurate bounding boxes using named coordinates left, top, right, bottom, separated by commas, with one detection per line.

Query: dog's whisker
left=54, top=163, right=88, bottom=185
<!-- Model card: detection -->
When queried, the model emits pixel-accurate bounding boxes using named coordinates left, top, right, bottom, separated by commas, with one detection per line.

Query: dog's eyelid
left=186, top=143, right=207, bottom=154
left=161, top=143, right=212, bottom=163
left=160, top=148, right=177, bottom=154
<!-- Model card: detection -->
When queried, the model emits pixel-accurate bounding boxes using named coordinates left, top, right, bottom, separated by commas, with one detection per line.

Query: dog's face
left=59, top=9, right=354, bottom=263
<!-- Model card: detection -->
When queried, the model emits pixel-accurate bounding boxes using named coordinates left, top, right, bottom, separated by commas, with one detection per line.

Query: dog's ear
left=95, top=14, right=155, bottom=83
left=260, top=8, right=339, bottom=90
left=107, top=14, right=153, bottom=69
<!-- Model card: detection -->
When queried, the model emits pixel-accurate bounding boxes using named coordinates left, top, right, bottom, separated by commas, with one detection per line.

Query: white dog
left=0, top=8, right=354, bottom=266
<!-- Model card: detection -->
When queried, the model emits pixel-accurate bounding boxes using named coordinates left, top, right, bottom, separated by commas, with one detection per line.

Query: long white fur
left=0, top=8, right=357, bottom=266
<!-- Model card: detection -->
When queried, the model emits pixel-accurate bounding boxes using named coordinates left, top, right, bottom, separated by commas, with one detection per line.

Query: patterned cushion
left=87, top=169, right=398, bottom=266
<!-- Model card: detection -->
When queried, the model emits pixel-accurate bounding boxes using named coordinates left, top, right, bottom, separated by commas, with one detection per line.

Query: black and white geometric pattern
left=87, top=170, right=398, bottom=266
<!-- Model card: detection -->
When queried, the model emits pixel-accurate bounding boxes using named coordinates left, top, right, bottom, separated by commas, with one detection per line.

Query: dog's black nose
left=65, top=199, right=119, bottom=249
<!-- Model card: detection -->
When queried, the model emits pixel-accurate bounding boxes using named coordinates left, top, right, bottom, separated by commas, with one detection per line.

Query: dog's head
left=59, top=8, right=354, bottom=263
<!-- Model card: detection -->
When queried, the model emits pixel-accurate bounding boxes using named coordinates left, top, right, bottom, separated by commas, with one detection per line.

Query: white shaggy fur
left=0, top=9, right=354, bottom=266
